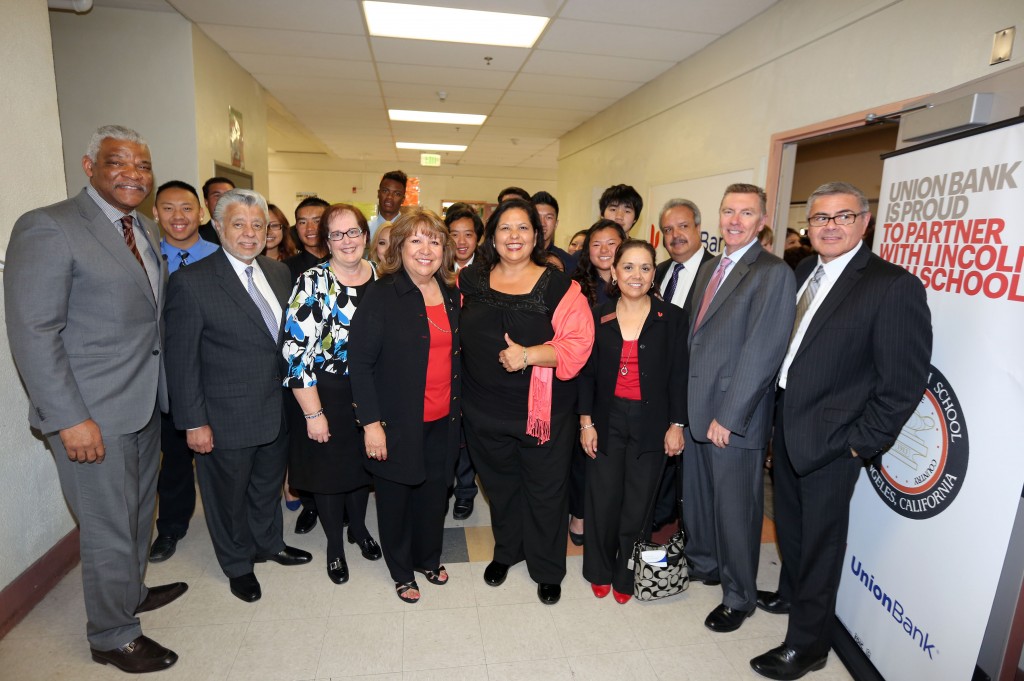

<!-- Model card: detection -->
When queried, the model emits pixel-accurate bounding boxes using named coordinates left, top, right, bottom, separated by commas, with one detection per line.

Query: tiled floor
left=0, top=494, right=855, bottom=680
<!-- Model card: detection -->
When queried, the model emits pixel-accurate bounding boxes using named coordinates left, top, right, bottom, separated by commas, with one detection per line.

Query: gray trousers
left=48, top=407, right=160, bottom=651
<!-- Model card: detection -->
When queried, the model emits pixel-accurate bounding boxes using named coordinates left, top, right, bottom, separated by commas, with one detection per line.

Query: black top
left=285, top=249, right=328, bottom=285
left=198, top=220, right=220, bottom=246
left=459, top=264, right=578, bottom=420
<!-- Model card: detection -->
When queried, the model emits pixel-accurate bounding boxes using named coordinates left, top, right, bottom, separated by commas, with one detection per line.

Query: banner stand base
left=832, top=619, right=885, bottom=681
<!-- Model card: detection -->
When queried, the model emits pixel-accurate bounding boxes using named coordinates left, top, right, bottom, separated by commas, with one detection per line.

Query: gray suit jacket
left=164, top=250, right=292, bottom=450
left=5, top=189, right=167, bottom=435
left=686, top=241, right=795, bottom=448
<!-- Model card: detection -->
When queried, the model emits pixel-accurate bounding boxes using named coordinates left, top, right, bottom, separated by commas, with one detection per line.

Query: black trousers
left=464, top=404, right=574, bottom=584
left=772, top=390, right=863, bottom=657
left=568, top=438, right=586, bottom=519
left=195, top=422, right=288, bottom=578
left=373, top=418, right=449, bottom=584
left=452, top=424, right=478, bottom=501
left=155, top=410, right=196, bottom=537
left=582, top=397, right=666, bottom=593
left=314, top=487, right=370, bottom=564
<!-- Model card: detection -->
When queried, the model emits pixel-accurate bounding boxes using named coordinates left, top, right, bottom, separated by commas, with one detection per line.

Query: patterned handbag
left=629, top=456, right=689, bottom=601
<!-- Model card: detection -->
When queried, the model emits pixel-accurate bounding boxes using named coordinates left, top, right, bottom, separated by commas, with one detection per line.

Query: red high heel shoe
left=591, top=583, right=611, bottom=599
left=612, top=588, right=632, bottom=604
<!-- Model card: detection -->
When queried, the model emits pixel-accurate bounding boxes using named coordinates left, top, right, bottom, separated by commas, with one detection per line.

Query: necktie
left=791, top=265, right=825, bottom=340
left=179, top=251, right=190, bottom=268
left=662, top=262, right=684, bottom=304
left=245, top=265, right=280, bottom=341
left=694, top=257, right=731, bottom=329
left=120, top=216, right=146, bottom=270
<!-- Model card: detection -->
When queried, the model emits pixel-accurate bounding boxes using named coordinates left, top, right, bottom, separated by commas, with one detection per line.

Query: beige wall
left=557, top=0, right=1024, bottom=239
left=193, top=26, right=269, bottom=197
left=0, top=0, right=76, bottom=590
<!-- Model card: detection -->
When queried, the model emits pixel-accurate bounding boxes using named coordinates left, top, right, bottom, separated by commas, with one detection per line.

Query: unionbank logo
left=867, top=365, right=969, bottom=519
left=851, top=556, right=937, bottom=659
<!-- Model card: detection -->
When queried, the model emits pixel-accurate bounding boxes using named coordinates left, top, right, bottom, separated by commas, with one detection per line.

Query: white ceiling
left=108, top=0, right=778, bottom=168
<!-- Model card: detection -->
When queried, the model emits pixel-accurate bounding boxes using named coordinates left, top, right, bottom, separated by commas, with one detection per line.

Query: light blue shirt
left=160, top=237, right=219, bottom=274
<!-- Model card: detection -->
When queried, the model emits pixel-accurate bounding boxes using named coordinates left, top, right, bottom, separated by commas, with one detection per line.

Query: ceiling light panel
left=396, top=142, right=468, bottom=151
left=364, top=1, right=549, bottom=48
left=389, top=110, right=487, bottom=125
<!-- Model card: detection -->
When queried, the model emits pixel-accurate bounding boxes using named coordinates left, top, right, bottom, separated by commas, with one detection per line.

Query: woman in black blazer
left=577, top=240, right=689, bottom=603
left=348, top=207, right=461, bottom=604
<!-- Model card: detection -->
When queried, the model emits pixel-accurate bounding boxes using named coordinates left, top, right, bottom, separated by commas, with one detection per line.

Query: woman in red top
left=577, top=240, right=689, bottom=603
left=348, top=208, right=460, bottom=604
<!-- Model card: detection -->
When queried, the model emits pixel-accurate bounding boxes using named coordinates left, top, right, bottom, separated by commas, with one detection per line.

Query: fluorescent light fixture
left=397, top=142, right=467, bottom=152
left=364, top=1, right=548, bottom=48
left=389, top=109, right=486, bottom=125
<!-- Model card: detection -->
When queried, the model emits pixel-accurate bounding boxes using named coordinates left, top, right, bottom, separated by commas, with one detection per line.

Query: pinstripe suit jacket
left=686, top=241, right=795, bottom=449
left=164, top=249, right=292, bottom=450
left=781, top=246, right=931, bottom=475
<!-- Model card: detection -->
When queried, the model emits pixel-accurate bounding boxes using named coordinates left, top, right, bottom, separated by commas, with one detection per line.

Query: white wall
left=0, top=0, right=76, bottom=590
left=49, top=6, right=198, bottom=207
left=557, top=0, right=1024, bottom=236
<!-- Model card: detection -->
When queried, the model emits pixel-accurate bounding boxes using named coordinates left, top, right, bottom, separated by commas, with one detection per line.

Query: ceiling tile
left=509, top=73, right=640, bottom=100
left=382, top=85, right=505, bottom=106
left=522, top=49, right=674, bottom=82
left=168, top=0, right=364, bottom=32
left=198, top=24, right=371, bottom=61
left=538, top=18, right=716, bottom=61
left=370, top=37, right=528, bottom=72
left=377, top=63, right=515, bottom=90
left=559, top=0, right=776, bottom=34
left=233, top=53, right=377, bottom=80
left=500, top=90, right=614, bottom=113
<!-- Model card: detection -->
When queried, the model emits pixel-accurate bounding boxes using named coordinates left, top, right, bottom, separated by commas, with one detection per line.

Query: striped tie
left=120, top=216, right=146, bottom=270
left=245, top=265, right=280, bottom=341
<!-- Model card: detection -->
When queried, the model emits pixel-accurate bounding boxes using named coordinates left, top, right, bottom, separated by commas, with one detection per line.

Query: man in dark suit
left=685, top=183, right=796, bottom=633
left=750, top=183, right=931, bottom=680
left=196, top=176, right=234, bottom=245
left=165, top=189, right=311, bottom=604
left=651, top=198, right=715, bottom=527
left=5, top=125, right=183, bottom=673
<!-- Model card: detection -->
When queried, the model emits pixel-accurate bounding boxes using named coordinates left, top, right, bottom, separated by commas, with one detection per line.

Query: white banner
left=837, top=120, right=1024, bottom=680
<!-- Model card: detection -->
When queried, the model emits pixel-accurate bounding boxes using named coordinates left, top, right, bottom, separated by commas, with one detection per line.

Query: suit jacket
left=686, top=241, right=795, bottom=448
left=164, top=250, right=292, bottom=449
left=578, top=297, right=688, bottom=454
left=348, top=269, right=461, bottom=486
left=5, top=189, right=167, bottom=435
left=782, top=247, right=932, bottom=475
left=655, top=248, right=715, bottom=322
left=198, top=220, right=220, bottom=246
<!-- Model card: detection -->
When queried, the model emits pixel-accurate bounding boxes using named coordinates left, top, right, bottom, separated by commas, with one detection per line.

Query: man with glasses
left=368, top=170, right=408, bottom=242
left=750, top=183, right=931, bottom=680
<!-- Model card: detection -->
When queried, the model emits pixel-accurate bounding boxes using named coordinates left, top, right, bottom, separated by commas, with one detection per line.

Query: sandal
left=395, top=580, right=420, bottom=603
left=416, top=566, right=449, bottom=586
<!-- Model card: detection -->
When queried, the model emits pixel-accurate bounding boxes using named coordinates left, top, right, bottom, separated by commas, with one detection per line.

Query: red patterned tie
left=693, top=256, right=731, bottom=329
left=120, top=216, right=146, bottom=269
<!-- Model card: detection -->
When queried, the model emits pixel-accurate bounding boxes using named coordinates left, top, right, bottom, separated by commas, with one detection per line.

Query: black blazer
left=654, top=248, right=715, bottom=322
left=782, top=246, right=932, bottom=475
left=164, top=250, right=292, bottom=449
left=348, top=269, right=462, bottom=485
left=578, top=296, right=688, bottom=455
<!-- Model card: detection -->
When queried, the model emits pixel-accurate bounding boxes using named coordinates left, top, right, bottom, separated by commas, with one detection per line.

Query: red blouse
left=613, top=340, right=641, bottom=400
left=423, top=303, right=452, bottom=421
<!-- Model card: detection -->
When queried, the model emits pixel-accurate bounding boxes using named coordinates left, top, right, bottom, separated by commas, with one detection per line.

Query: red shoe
left=612, top=589, right=632, bottom=604
left=591, top=583, right=611, bottom=599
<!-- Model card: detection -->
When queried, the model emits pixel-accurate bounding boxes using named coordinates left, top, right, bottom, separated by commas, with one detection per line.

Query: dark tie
left=245, top=265, right=280, bottom=341
left=179, top=251, right=190, bottom=268
left=694, top=256, right=731, bottom=329
left=120, top=216, right=146, bottom=270
left=791, top=265, right=825, bottom=340
left=662, top=262, right=685, bottom=304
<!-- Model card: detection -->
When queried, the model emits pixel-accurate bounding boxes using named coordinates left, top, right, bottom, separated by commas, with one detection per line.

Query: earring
left=611, top=279, right=617, bottom=285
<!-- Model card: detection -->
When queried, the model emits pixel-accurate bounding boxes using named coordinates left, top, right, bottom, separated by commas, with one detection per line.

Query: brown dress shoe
left=91, top=635, right=178, bottom=673
left=136, top=582, right=188, bottom=614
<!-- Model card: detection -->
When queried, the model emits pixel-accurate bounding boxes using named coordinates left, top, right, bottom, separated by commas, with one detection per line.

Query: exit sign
left=420, top=153, right=441, bottom=167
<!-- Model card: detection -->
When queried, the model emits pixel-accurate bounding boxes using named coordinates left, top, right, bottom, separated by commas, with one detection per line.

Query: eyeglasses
left=267, top=222, right=283, bottom=231
left=327, top=227, right=365, bottom=241
left=808, top=212, right=865, bottom=228
left=378, top=188, right=404, bottom=198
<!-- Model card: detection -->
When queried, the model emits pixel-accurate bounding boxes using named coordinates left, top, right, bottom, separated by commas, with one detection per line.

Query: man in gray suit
left=684, top=183, right=796, bottom=633
left=164, top=189, right=310, bottom=604
left=5, top=125, right=184, bottom=673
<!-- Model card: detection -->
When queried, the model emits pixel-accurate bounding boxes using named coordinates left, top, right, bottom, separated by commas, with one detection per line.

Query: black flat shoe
left=255, top=546, right=312, bottom=566
left=91, top=635, right=177, bottom=673
left=229, top=573, right=261, bottom=602
left=294, top=508, right=318, bottom=534
left=750, top=644, right=827, bottom=680
left=453, top=498, right=474, bottom=520
left=327, top=558, right=349, bottom=584
left=483, top=560, right=510, bottom=586
left=537, top=583, right=561, bottom=605
left=568, top=530, right=584, bottom=546
left=347, top=533, right=382, bottom=561
left=756, top=590, right=791, bottom=614
left=148, top=533, right=182, bottom=563
left=705, top=603, right=754, bottom=632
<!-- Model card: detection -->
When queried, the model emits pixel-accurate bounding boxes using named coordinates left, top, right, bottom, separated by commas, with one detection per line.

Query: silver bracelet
left=670, top=422, right=685, bottom=428
left=521, top=348, right=528, bottom=373
left=580, top=423, right=595, bottom=431
left=304, top=409, right=324, bottom=420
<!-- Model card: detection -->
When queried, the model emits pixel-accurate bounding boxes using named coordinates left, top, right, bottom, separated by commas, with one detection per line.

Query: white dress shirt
left=659, top=247, right=707, bottom=308
left=222, top=251, right=284, bottom=325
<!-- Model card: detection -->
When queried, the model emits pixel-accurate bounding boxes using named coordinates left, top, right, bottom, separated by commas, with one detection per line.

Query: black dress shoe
left=568, top=529, right=584, bottom=546
left=756, top=590, right=791, bottom=615
left=91, top=635, right=178, bottom=673
left=255, top=546, right=313, bottom=566
left=705, top=603, right=754, bottom=632
left=537, top=583, right=561, bottom=605
left=327, top=558, right=349, bottom=584
left=148, top=533, right=181, bottom=563
left=136, top=582, right=188, bottom=614
left=690, top=571, right=721, bottom=586
left=453, top=498, right=474, bottom=520
left=750, top=644, right=827, bottom=680
left=229, top=573, right=262, bottom=602
left=348, top=533, right=382, bottom=561
left=294, top=508, right=318, bottom=534
left=483, top=561, right=510, bottom=586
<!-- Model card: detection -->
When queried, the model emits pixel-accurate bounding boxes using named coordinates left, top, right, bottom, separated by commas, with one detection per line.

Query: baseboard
left=0, top=528, right=79, bottom=639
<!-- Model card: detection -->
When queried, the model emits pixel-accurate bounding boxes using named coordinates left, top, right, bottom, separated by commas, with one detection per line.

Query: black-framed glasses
left=267, top=222, right=284, bottom=231
left=808, top=212, right=865, bottom=228
left=327, top=228, right=365, bottom=241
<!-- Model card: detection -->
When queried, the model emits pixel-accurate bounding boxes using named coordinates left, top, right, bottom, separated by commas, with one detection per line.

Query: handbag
left=628, top=455, right=689, bottom=601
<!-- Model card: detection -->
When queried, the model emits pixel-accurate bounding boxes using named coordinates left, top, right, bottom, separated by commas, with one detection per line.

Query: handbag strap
left=635, top=454, right=681, bottom=545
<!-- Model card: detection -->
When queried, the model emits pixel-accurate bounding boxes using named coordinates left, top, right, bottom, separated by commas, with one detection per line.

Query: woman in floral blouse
left=281, top=203, right=381, bottom=585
